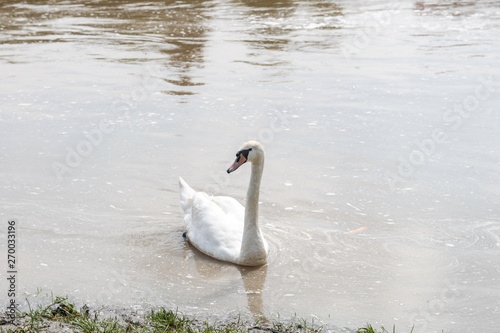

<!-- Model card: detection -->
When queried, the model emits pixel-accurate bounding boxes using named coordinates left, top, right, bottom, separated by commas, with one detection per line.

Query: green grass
left=148, top=308, right=195, bottom=333
left=0, top=295, right=417, bottom=333
left=2, top=296, right=137, bottom=333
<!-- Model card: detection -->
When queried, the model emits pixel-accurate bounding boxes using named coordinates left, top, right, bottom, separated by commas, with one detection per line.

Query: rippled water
left=1, top=0, right=500, bottom=332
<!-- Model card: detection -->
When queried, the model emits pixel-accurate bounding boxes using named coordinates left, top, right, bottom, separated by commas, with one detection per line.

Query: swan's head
left=227, top=141, right=264, bottom=174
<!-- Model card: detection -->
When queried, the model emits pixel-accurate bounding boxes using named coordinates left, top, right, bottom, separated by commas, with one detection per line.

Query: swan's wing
left=211, top=195, right=244, bottom=219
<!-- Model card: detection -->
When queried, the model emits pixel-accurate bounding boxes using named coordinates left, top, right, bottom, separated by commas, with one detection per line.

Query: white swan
left=179, top=141, right=268, bottom=266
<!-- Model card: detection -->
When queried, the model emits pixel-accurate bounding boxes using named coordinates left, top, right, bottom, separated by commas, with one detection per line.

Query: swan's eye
left=237, top=148, right=252, bottom=158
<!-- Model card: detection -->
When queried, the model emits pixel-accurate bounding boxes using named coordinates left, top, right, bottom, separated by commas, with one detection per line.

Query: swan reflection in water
left=184, top=242, right=268, bottom=320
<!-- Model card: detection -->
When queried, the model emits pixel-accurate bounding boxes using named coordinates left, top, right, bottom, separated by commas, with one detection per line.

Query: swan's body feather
left=180, top=177, right=245, bottom=263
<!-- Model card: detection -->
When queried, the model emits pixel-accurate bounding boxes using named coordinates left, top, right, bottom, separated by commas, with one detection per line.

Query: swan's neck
left=240, top=160, right=267, bottom=265
left=245, top=162, right=262, bottom=227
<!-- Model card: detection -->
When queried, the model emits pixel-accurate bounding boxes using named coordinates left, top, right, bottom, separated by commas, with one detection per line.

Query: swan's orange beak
left=227, top=154, right=246, bottom=173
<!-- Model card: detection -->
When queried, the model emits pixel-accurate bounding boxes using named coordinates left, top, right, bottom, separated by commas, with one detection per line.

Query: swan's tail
left=179, top=177, right=196, bottom=211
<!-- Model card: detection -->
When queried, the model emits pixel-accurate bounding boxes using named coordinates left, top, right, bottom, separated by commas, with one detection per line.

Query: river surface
left=1, top=0, right=500, bottom=332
